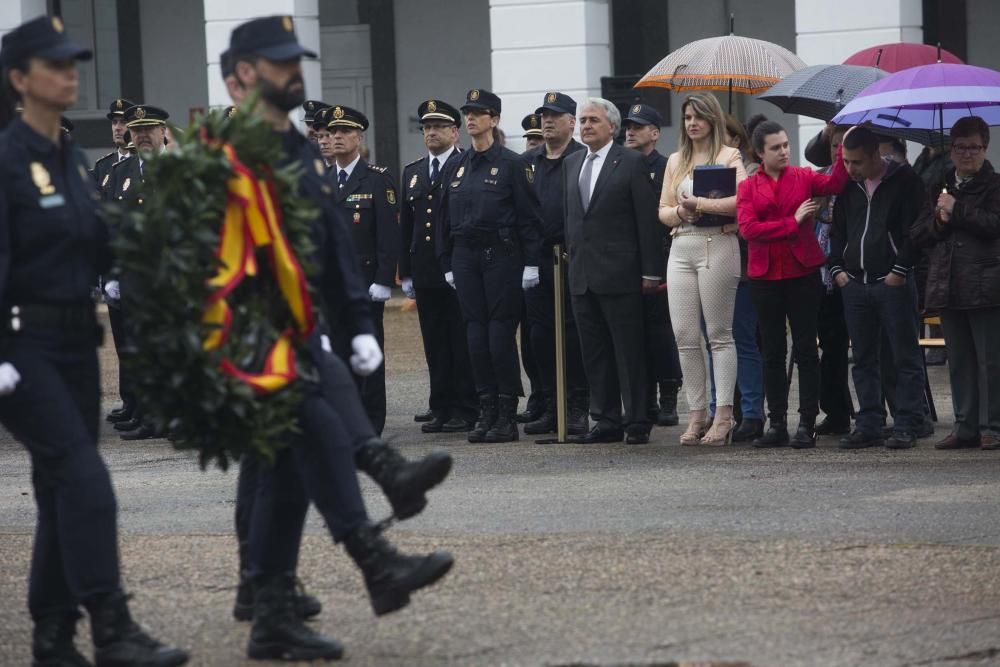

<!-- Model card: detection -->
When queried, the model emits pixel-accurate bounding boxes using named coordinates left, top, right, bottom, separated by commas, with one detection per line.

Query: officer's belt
left=453, top=229, right=514, bottom=250
left=5, top=303, right=96, bottom=333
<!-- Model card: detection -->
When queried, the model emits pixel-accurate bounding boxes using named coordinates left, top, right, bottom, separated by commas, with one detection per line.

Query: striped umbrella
left=635, top=34, right=807, bottom=110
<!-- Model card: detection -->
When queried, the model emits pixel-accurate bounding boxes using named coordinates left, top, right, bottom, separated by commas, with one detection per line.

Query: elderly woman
left=911, top=116, right=1000, bottom=451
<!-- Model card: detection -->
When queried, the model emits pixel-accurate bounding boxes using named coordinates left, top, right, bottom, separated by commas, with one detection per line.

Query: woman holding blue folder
left=659, top=93, right=747, bottom=446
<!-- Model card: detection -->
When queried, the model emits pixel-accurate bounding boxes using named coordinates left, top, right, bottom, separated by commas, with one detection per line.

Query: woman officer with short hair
left=0, top=16, right=187, bottom=666
left=438, top=88, right=544, bottom=443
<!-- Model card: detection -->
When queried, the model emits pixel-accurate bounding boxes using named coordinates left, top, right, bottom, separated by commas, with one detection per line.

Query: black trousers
left=571, top=289, right=649, bottom=428
left=750, top=272, right=823, bottom=420
left=355, top=301, right=386, bottom=435
left=415, top=286, right=477, bottom=420
left=0, top=327, right=121, bottom=620
left=642, top=288, right=682, bottom=393
left=452, top=243, right=523, bottom=396
left=106, top=301, right=133, bottom=412
left=817, top=288, right=853, bottom=422
left=940, top=306, right=1000, bottom=439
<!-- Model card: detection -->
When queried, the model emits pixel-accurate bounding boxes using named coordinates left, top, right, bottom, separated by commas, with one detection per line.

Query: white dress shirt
left=579, top=139, right=614, bottom=202
left=428, top=146, right=455, bottom=181
left=335, top=154, right=361, bottom=184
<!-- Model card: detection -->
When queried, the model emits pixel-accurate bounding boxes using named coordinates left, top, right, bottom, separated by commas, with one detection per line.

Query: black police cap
left=461, top=88, right=501, bottom=115
left=535, top=91, right=576, bottom=116
left=418, top=99, right=460, bottom=126
left=302, top=100, right=330, bottom=124
left=0, top=16, right=92, bottom=66
left=521, top=114, right=543, bottom=138
left=624, top=103, right=663, bottom=127
left=124, top=104, right=169, bottom=128
left=106, top=98, right=134, bottom=120
left=219, top=49, right=234, bottom=78
left=229, top=15, right=317, bottom=61
left=325, top=105, right=368, bottom=131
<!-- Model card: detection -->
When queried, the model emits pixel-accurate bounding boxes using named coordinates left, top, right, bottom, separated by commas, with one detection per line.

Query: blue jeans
left=709, top=281, right=764, bottom=419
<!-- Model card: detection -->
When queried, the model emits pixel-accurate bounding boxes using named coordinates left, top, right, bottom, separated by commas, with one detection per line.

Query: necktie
left=430, top=157, right=440, bottom=183
left=579, top=153, right=598, bottom=210
left=338, top=169, right=348, bottom=188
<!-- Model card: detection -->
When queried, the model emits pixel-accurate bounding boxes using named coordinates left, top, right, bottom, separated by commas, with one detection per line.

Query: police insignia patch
left=116, top=99, right=124, bottom=110
left=525, top=167, right=534, bottom=184
left=632, top=104, right=641, bottom=114
left=134, top=107, right=146, bottom=120
left=456, top=166, right=465, bottom=178
left=530, top=116, right=538, bottom=128
left=547, top=93, right=557, bottom=103
left=102, top=174, right=110, bottom=187
left=282, top=16, right=293, bottom=32
left=333, top=107, right=344, bottom=120
left=427, top=100, right=437, bottom=113
left=469, top=90, right=480, bottom=101
left=122, top=177, right=131, bottom=192
left=409, top=173, right=418, bottom=189
left=52, top=17, right=64, bottom=33
left=30, top=163, right=55, bottom=195
left=490, top=167, right=499, bottom=176
left=387, top=189, right=396, bottom=205
left=314, top=159, right=325, bottom=176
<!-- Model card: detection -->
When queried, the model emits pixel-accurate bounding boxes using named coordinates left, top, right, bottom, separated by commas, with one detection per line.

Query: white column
left=795, top=0, right=922, bottom=163
left=489, top=0, right=611, bottom=153
left=203, top=0, right=321, bottom=121
left=0, top=0, right=48, bottom=41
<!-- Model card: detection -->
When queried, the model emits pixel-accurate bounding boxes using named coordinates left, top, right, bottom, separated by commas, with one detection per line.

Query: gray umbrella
left=757, top=64, right=888, bottom=120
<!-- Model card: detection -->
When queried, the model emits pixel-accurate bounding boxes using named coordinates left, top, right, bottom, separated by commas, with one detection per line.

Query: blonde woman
left=659, top=94, right=747, bottom=445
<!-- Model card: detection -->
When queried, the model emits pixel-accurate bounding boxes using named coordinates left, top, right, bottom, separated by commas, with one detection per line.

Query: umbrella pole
left=939, top=103, right=944, bottom=152
left=728, top=78, right=733, bottom=113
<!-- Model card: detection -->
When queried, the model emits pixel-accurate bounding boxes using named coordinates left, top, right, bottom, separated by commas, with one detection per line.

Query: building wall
left=966, top=0, right=1000, bottom=166
left=140, top=0, right=209, bottom=124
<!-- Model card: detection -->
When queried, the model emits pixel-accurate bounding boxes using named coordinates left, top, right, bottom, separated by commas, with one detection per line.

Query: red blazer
left=737, top=150, right=848, bottom=280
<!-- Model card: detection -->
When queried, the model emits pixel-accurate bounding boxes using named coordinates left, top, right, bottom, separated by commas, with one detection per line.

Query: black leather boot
left=790, top=416, right=817, bottom=449
left=233, top=575, right=322, bottom=622
left=468, top=393, right=498, bottom=443
left=524, top=397, right=556, bottom=435
left=33, top=612, right=91, bottom=667
left=343, top=522, right=453, bottom=616
left=86, top=591, right=188, bottom=667
left=246, top=575, right=343, bottom=661
left=485, top=394, right=519, bottom=442
left=515, top=392, right=544, bottom=423
left=753, top=415, right=789, bottom=448
left=354, top=438, right=452, bottom=520
left=657, top=382, right=680, bottom=426
left=567, top=395, right=589, bottom=436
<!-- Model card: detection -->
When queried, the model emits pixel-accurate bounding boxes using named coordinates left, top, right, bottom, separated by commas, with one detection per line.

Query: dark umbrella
left=757, top=64, right=888, bottom=121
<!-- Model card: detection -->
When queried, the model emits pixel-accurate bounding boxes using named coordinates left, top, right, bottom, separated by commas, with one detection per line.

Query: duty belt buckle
left=9, top=305, right=20, bottom=332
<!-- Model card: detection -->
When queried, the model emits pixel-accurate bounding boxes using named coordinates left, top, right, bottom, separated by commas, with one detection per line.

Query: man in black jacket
left=829, top=127, right=927, bottom=450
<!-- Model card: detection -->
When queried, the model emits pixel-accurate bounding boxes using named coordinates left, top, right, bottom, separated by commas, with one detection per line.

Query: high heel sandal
left=680, top=416, right=708, bottom=446
left=700, top=418, right=736, bottom=446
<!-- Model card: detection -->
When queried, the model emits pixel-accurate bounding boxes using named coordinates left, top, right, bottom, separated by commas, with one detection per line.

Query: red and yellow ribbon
left=202, top=143, right=315, bottom=394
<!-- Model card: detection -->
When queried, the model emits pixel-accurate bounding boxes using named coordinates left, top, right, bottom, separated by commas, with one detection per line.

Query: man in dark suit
left=563, top=98, right=662, bottom=444
left=399, top=99, right=477, bottom=433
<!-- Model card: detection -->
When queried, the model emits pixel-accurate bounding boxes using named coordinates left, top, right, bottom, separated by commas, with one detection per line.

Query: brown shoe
left=934, top=433, right=981, bottom=450
left=981, top=435, right=1000, bottom=450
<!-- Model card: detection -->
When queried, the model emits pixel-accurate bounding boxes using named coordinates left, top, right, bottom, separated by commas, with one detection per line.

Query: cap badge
left=469, top=90, right=480, bottom=101
left=632, top=104, right=641, bottom=114
left=547, top=93, right=557, bottom=104
left=134, top=107, right=146, bottom=120
left=52, top=17, right=64, bottom=33
left=530, top=116, right=538, bottom=128
left=282, top=16, right=294, bottom=32
left=115, top=99, right=124, bottom=110
left=333, top=106, right=344, bottom=120
left=306, top=101, right=314, bottom=111
left=30, top=163, right=55, bottom=195
left=427, top=100, right=437, bottom=113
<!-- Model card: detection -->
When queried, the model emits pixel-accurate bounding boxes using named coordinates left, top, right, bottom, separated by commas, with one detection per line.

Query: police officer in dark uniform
left=439, top=88, right=544, bottom=442
left=301, top=99, right=328, bottom=145
left=521, top=113, right=544, bottom=150
left=516, top=112, right=545, bottom=424
left=0, top=16, right=187, bottom=666
left=92, top=98, right=133, bottom=192
left=399, top=99, right=477, bottom=433
left=623, top=103, right=682, bottom=426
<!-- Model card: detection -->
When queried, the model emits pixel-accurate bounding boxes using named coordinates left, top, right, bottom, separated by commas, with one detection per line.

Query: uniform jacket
left=332, top=157, right=399, bottom=288
left=911, top=160, right=1000, bottom=310
left=562, top=142, right=662, bottom=296
left=92, top=149, right=126, bottom=193
left=399, top=148, right=463, bottom=288
left=106, top=155, right=144, bottom=204
left=737, top=153, right=848, bottom=280
left=828, top=160, right=925, bottom=282
left=524, top=139, right=585, bottom=244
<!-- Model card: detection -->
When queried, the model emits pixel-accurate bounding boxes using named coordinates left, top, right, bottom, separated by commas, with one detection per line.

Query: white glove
left=0, top=362, right=21, bottom=396
left=368, top=283, right=392, bottom=302
left=401, top=277, right=416, bottom=299
left=350, top=334, right=383, bottom=377
left=445, top=271, right=455, bottom=289
left=320, top=334, right=332, bottom=354
left=104, top=280, right=120, bottom=300
left=522, top=266, right=540, bottom=290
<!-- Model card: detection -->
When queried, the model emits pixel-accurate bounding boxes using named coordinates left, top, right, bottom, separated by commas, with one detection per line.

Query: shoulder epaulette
left=367, top=163, right=389, bottom=174
left=111, top=156, right=134, bottom=170
left=404, top=156, right=426, bottom=168
left=94, top=151, right=116, bottom=165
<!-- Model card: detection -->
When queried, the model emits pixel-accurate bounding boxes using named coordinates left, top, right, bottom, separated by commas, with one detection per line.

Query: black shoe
left=657, top=384, right=680, bottom=426
left=523, top=400, right=556, bottom=435
left=515, top=395, right=545, bottom=424
left=119, top=423, right=158, bottom=441
left=233, top=577, right=323, bottom=622
left=925, top=348, right=947, bottom=366
left=790, top=419, right=817, bottom=449
left=112, top=418, right=141, bottom=432
left=886, top=431, right=916, bottom=449
left=567, top=398, right=589, bottom=436
left=814, top=416, right=851, bottom=436
left=915, top=419, right=935, bottom=439
left=33, top=612, right=92, bottom=667
left=86, top=591, right=189, bottom=667
left=355, top=438, right=452, bottom=520
left=106, top=407, right=134, bottom=424
left=753, top=417, right=789, bottom=448
left=839, top=429, right=884, bottom=449
left=625, top=425, right=651, bottom=444
left=246, top=575, right=343, bottom=661
left=343, top=523, right=454, bottom=617
left=468, top=394, right=498, bottom=443
left=731, top=418, right=764, bottom=443
left=485, top=394, right=520, bottom=442
left=420, top=414, right=448, bottom=433
left=570, top=425, right=625, bottom=444
left=441, top=416, right=475, bottom=432
left=413, top=409, right=434, bottom=423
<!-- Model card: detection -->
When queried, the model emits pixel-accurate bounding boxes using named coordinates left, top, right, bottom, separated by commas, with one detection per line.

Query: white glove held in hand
left=104, top=280, right=120, bottom=300
left=445, top=271, right=456, bottom=289
left=368, top=283, right=392, bottom=302
left=401, top=278, right=416, bottom=299
left=320, top=334, right=332, bottom=354
left=0, top=363, right=21, bottom=396
left=522, top=266, right=540, bottom=290
left=350, top=334, right=383, bottom=377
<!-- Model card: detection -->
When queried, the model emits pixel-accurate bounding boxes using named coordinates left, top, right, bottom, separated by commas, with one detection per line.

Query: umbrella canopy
left=832, top=63, right=1000, bottom=131
left=635, top=35, right=806, bottom=95
left=843, top=42, right=963, bottom=72
left=757, top=64, right=888, bottom=121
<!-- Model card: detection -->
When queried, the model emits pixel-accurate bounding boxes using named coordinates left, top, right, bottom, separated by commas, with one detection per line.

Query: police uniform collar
left=336, top=153, right=362, bottom=179
left=476, top=140, right=503, bottom=162
left=428, top=145, right=456, bottom=165
left=10, top=117, right=62, bottom=156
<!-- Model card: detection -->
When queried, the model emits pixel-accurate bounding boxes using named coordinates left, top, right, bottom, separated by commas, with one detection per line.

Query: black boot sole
left=523, top=422, right=556, bottom=435
left=247, top=639, right=344, bottom=661
left=483, top=429, right=519, bottom=443
left=370, top=551, right=454, bottom=617
left=95, top=645, right=190, bottom=667
left=389, top=452, right=453, bottom=521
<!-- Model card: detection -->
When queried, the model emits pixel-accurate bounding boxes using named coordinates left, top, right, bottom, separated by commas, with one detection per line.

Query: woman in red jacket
left=736, top=119, right=850, bottom=448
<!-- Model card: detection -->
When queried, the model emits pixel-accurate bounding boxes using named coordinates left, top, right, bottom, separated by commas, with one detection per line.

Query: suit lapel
left=567, top=150, right=586, bottom=216
left=588, top=143, right=623, bottom=211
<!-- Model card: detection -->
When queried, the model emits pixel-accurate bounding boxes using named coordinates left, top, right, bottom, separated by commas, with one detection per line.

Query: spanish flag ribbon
left=202, top=143, right=315, bottom=394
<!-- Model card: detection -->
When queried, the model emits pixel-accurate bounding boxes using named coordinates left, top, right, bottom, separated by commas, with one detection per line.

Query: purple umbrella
left=832, top=63, right=1000, bottom=133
